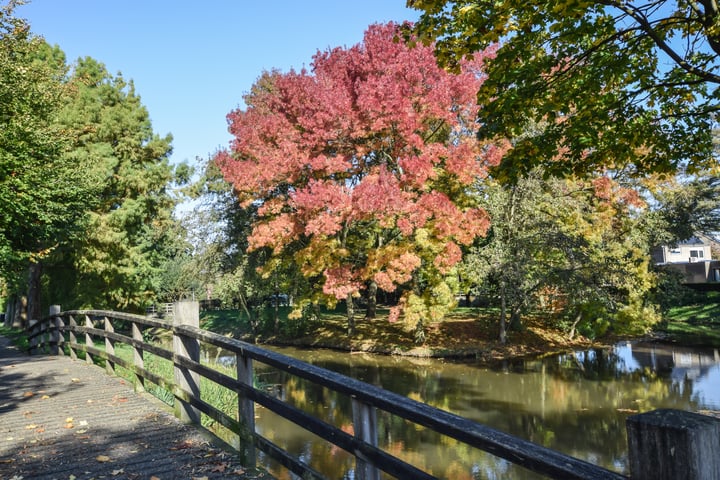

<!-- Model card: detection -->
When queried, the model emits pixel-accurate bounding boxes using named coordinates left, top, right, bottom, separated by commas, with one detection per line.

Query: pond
left=217, top=341, right=720, bottom=479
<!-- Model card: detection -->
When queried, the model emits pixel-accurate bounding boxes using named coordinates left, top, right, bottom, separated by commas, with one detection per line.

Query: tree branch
left=601, top=0, right=720, bottom=84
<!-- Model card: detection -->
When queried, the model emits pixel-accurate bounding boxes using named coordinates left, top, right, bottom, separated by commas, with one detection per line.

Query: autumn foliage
left=216, top=23, right=499, bottom=327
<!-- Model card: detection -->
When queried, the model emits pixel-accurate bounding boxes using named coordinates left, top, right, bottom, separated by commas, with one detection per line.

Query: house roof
left=677, top=236, right=707, bottom=246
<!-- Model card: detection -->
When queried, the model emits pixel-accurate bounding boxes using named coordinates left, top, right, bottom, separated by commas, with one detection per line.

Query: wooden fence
left=26, top=302, right=720, bottom=480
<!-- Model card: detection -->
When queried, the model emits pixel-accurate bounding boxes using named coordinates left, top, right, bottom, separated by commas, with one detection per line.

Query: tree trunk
left=569, top=311, right=583, bottom=340
left=12, top=295, right=27, bottom=329
left=414, top=319, right=426, bottom=344
left=4, top=294, right=16, bottom=328
left=273, top=289, right=280, bottom=331
left=346, top=294, right=355, bottom=336
left=238, top=295, right=258, bottom=338
left=365, top=280, right=377, bottom=319
left=499, top=281, right=507, bottom=345
left=509, top=306, right=523, bottom=332
left=27, top=261, right=43, bottom=327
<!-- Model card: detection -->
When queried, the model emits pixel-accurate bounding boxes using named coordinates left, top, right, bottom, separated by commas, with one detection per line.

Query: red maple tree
left=215, top=23, right=500, bottom=337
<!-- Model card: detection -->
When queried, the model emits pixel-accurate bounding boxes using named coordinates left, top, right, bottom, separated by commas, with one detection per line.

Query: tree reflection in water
left=226, top=343, right=720, bottom=479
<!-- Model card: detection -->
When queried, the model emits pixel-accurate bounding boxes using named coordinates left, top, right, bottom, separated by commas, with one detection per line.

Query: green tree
left=407, top=0, right=719, bottom=180
left=649, top=175, right=720, bottom=241
left=183, top=159, right=309, bottom=333
left=462, top=170, right=660, bottom=342
left=47, top=57, right=178, bottom=311
left=0, top=5, right=100, bottom=325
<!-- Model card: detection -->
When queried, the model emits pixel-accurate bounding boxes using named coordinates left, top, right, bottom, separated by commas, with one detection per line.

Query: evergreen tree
left=51, top=57, right=178, bottom=311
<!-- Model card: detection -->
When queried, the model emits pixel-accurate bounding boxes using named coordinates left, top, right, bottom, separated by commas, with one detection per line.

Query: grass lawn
left=661, top=291, right=720, bottom=347
left=0, top=324, right=29, bottom=350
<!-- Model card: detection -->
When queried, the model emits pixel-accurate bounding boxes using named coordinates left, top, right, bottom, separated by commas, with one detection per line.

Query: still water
left=221, top=342, right=720, bottom=479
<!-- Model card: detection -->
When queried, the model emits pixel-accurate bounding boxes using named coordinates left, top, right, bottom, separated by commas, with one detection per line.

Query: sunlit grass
left=663, top=291, right=720, bottom=347
left=0, top=324, right=29, bottom=351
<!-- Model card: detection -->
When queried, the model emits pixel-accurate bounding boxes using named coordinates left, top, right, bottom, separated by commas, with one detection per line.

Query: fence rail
left=26, top=302, right=720, bottom=480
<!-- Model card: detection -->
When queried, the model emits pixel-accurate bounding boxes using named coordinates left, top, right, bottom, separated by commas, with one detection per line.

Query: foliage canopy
left=407, top=0, right=719, bottom=181
left=216, top=23, right=500, bottom=328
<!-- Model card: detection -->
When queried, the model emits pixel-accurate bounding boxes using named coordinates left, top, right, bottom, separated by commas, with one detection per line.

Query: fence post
left=85, top=315, right=95, bottom=365
left=49, top=305, right=62, bottom=355
left=173, top=300, right=201, bottom=424
left=236, top=351, right=257, bottom=466
left=68, top=315, right=77, bottom=360
left=352, top=397, right=380, bottom=480
left=28, top=319, right=38, bottom=354
left=104, top=316, right=115, bottom=375
left=627, top=409, right=720, bottom=480
left=132, top=321, right=145, bottom=392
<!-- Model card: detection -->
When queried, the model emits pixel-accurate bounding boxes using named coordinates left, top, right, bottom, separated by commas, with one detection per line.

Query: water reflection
left=215, top=342, right=720, bottom=479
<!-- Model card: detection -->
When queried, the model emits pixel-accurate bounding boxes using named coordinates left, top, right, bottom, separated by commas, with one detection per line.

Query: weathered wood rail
left=26, top=302, right=720, bottom=480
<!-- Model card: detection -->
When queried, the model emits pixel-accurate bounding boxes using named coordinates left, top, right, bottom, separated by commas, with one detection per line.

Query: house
left=653, top=234, right=720, bottom=285
left=652, top=235, right=713, bottom=264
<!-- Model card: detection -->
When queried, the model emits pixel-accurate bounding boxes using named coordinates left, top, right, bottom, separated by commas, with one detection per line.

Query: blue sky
left=17, top=1, right=418, bottom=168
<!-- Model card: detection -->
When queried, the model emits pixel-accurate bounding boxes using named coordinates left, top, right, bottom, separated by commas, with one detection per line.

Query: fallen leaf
left=63, top=424, right=74, bottom=429
left=69, top=475, right=76, bottom=480
left=65, top=417, right=74, bottom=423
left=25, top=424, right=38, bottom=430
left=70, top=378, right=81, bottom=383
left=150, top=476, right=160, bottom=480
left=0, top=459, right=14, bottom=464
left=192, top=477, right=209, bottom=480
left=23, top=391, right=34, bottom=397
left=232, top=469, right=245, bottom=476
left=96, top=455, right=111, bottom=462
left=169, top=440, right=194, bottom=450
left=75, top=429, right=88, bottom=434
left=34, top=427, right=45, bottom=433
left=111, top=468, right=124, bottom=476
left=41, top=395, right=50, bottom=400
left=211, top=463, right=228, bottom=473
left=79, top=420, right=88, bottom=427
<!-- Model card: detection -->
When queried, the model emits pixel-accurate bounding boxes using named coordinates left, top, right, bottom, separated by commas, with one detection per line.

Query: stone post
left=49, top=305, right=62, bottom=355
left=627, top=409, right=720, bottom=480
left=173, top=300, right=201, bottom=424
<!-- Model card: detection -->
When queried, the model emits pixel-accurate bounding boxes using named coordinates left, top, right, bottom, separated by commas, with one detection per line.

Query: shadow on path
left=0, top=335, right=272, bottom=479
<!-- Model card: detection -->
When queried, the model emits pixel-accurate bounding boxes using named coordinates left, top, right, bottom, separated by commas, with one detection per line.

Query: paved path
left=0, top=336, right=272, bottom=480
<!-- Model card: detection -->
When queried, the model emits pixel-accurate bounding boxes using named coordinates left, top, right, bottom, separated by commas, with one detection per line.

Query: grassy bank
left=199, top=306, right=595, bottom=360
left=660, top=291, right=720, bottom=347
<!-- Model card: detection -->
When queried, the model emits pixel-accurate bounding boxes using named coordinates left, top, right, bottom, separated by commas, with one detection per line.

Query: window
left=690, top=250, right=704, bottom=258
